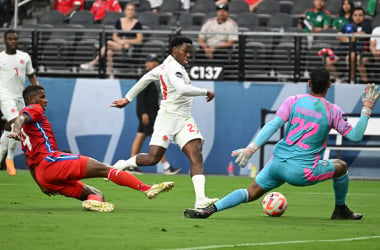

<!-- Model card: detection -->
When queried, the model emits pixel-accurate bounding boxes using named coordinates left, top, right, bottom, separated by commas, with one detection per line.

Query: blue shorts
left=256, top=156, right=336, bottom=190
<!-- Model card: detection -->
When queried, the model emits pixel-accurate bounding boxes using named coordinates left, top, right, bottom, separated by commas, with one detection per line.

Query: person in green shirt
left=332, top=0, right=354, bottom=31
left=298, top=0, right=331, bottom=33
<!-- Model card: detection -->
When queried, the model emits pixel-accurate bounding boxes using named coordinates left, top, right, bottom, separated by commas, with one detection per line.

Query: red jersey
left=20, top=104, right=59, bottom=168
left=54, top=0, right=84, bottom=15
left=90, top=0, right=122, bottom=21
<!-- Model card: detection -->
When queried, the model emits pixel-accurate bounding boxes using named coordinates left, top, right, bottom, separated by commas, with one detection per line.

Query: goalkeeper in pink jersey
left=185, top=68, right=380, bottom=220
left=8, top=85, right=174, bottom=212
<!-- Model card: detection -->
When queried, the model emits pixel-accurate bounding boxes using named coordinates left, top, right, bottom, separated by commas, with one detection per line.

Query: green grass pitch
left=1, top=171, right=380, bottom=250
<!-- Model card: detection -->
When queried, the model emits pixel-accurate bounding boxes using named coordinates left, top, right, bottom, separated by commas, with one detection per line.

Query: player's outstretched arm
left=361, top=83, right=380, bottom=117
left=231, top=115, right=285, bottom=168
left=111, top=98, right=130, bottom=109
left=7, top=114, right=30, bottom=141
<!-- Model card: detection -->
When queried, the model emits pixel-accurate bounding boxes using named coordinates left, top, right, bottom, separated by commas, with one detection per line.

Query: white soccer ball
left=262, top=192, right=288, bottom=217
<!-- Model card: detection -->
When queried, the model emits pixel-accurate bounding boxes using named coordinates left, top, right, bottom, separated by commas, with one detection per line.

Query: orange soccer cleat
left=5, top=159, right=16, bottom=176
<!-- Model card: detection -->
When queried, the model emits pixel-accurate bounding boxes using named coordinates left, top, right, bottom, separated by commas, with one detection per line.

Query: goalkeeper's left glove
left=361, top=83, right=380, bottom=117
left=231, top=142, right=259, bottom=168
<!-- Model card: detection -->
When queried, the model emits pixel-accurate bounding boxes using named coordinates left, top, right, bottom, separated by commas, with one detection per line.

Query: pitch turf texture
left=1, top=171, right=380, bottom=250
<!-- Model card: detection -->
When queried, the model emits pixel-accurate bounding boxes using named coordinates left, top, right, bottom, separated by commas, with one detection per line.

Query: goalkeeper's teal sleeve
left=344, top=116, right=369, bottom=143
left=254, top=116, right=285, bottom=147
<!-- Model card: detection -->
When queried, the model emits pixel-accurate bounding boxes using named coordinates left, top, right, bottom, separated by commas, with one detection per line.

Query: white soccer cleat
left=112, top=160, right=128, bottom=171
left=82, top=200, right=114, bottom=212
left=144, top=181, right=175, bottom=199
left=194, top=197, right=219, bottom=209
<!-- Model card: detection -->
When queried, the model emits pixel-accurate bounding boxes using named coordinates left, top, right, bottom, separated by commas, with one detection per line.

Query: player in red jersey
left=8, top=85, right=174, bottom=212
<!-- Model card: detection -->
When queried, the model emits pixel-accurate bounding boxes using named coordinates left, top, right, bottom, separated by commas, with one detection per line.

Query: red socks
left=107, top=168, right=151, bottom=192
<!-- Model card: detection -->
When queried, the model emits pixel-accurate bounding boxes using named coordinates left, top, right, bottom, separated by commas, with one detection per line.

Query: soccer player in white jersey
left=0, top=29, right=40, bottom=175
left=111, top=36, right=219, bottom=209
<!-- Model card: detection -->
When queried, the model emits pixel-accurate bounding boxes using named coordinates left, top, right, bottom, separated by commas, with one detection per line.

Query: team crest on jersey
left=175, top=72, right=183, bottom=78
left=11, top=108, right=16, bottom=113
left=162, top=135, right=168, bottom=141
left=20, top=59, right=25, bottom=65
left=321, top=160, right=329, bottom=166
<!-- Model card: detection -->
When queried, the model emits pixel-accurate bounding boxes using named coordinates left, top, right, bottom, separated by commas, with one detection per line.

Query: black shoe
left=163, top=166, right=181, bottom=175
left=184, top=208, right=211, bottom=219
left=126, top=167, right=143, bottom=175
left=331, top=205, right=363, bottom=220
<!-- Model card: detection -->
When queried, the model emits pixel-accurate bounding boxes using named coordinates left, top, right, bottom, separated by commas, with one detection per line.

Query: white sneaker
left=82, top=200, right=114, bottom=212
left=80, top=62, right=95, bottom=71
left=144, top=181, right=175, bottom=199
left=163, top=166, right=181, bottom=175
left=194, top=197, right=219, bottom=209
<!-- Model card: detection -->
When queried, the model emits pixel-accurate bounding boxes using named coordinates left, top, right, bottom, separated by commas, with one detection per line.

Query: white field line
left=164, top=235, right=380, bottom=250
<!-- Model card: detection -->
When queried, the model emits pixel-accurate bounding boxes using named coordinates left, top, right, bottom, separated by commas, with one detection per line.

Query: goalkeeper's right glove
left=361, top=83, right=380, bottom=117
left=231, top=142, right=259, bottom=168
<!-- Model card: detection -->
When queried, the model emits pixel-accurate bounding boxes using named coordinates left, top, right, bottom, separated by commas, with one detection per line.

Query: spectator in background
left=50, top=0, right=84, bottom=20
left=0, top=0, right=13, bottom=27
left=328, top=7, right=372, bottom=84
left=80, top=3, right=142, bottom=78
left=298, top=0, right=331, bottom=33
left=244, top=0, right=264, bottom=13
left=90, top=0, right=121, bottom=23
left=332, top=0, right=354, bottom=31
left=124, top=54, right=181, bottom=176
left=147, top=0, right=162, bottom=13
left=369, top=24, right=380, bottom=82
left=198, top=3, right=238, bottom=59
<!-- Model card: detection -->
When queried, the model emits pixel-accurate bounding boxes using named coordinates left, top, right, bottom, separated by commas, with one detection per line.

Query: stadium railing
left=1, top=27, right=379, bottom=83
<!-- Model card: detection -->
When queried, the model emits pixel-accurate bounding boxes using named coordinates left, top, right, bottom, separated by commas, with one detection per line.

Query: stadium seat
left=38, top=10, right=64, bottom=25
left=291, top=0, right=314, bottom=15
left=169, top=12, right=193, bottom=28
left=279, top=0, right=294, bottom=14
left=191, top=0, right=215, bottom=14
left=244, top=41, right=271, bottom=78
left=137, top=11, right=159, bottom=29
left=159, top=0, right=182, bottom=13
left=267, top=13, right=293, bottom=28
left=229, top=0, right=249, bottom=14
left=69, top=10, right=95, bottom=25
left=255, top=0, right=280, bottom=14
left=101, top=11, right=125, bottom=25
left=236, top=12, right=259, bottom=30
left=191, top=12, right=206, bottom=26
left=136, top=0, right=152, bottom=12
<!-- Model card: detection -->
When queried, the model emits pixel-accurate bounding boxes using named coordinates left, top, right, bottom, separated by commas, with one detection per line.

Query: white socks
left=0, top=131, right=9, bottom=161
left=192, top=174, right=206, bottom=202
left=161, top=160, right=170, bottom=170
left=125, top=155, right=138, bottom=168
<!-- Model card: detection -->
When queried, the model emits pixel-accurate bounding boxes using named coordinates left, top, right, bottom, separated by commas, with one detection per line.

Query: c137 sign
left=189, top=65, right=223, bottom=80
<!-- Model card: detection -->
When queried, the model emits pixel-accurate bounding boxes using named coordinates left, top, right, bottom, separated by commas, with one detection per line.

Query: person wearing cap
left=198, top=3, right=238, bottom=60
left=127, top=54, right=181, bottom=175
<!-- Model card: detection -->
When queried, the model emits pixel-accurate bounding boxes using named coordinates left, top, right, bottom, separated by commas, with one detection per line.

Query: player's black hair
left=169, top=36, right=192, bottom=53
left=310, top=67, right=330, bottom=94
left=23, top=85, right=45, bottom=104
left=4, top=29, right=17, bottom=40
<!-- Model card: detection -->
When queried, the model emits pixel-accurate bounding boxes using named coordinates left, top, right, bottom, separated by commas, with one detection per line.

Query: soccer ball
left=262, top=192, right=288, bottom=217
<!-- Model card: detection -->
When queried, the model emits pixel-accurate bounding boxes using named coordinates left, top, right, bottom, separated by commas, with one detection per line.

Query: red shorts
left=35, top=153, right=89, bottom=199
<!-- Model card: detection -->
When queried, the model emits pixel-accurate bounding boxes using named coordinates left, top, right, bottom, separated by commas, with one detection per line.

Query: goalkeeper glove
left=361, top=83, right=380, bottom=117
left=231, top=142, right=259, bottom=168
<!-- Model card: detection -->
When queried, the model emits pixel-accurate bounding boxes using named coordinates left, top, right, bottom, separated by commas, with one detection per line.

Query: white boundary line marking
left=164, top=236, right=380, bottom=250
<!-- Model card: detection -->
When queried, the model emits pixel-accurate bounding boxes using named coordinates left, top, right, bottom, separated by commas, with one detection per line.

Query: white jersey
left=0, top=50, right=34, bottom=99
left=125, top=55, right=207, bottom=116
